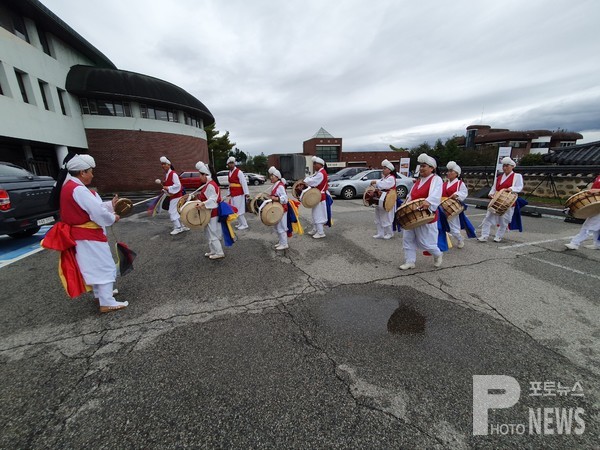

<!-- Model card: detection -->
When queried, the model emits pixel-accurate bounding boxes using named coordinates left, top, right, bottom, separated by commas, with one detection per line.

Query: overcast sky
left=44, top=0, right=600, bottom=155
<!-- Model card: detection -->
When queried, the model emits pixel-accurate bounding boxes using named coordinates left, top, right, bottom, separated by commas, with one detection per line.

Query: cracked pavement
left=1, top=192, right=599, bottom=448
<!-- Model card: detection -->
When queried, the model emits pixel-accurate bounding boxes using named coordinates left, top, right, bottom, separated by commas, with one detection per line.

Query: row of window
left=0, top=63, right=68, bottom=115
left=316, top=146, right=339, bottom=162
left=78, top=98, right=202, bottom=128
left=0, top=4, right=53, bottom=57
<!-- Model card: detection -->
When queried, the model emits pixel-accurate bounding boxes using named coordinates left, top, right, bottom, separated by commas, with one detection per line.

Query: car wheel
left=8, top=226, right=41, bottom=239
left=341, top=186, right=356, bottom=200
left=253, top=179, right=260, bottom=186
left=396, top=185, right=409, bottom=198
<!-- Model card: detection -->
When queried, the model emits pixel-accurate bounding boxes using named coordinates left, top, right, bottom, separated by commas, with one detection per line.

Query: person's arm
left=73, top=186, right=116, bottom=227
left=200, top=184, right=219, bottom=209
left=425, top=176, right=443, bottom=211
left=455, top=181, right=468, bottom=201
left=510, top=174, right=523, bottom=194
left=303, top=171, right=323, bottom=187
left=376, top=176, right=395, bottom=190
left=276, top=185, right=288, bottom=204
left=489, top=177, right=498, bottom=198
left=239, top=170, right=250, bottom=196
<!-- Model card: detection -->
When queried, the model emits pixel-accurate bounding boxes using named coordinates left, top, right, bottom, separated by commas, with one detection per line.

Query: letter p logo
left=473, top=375, right=521, bottom=435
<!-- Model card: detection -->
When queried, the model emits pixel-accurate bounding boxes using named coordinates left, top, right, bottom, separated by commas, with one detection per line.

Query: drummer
left=443, top=161, right=469, bottom=248
left=477, top=156, right=523, bottom=243
left=400, top=153, right=444, bottom=270
left=226, top=156, right=250, bottom=230
left=303, top=156, right=332, bottom=239
left=370, top=159, right=397, bottom=240
left=195, top=161, right=225, bottom=259
left=160, top=156, right=189, bottom=235
left=268, top=166, right=289, bottom=250
left=565, top=174, right=600, bottom=250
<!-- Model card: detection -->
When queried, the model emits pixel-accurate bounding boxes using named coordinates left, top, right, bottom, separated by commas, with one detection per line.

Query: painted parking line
left=522, top=255, right=600, bottom=281
left=499, top=237, right=573, bottom=249
left=0, top=226, right=52, bottom=269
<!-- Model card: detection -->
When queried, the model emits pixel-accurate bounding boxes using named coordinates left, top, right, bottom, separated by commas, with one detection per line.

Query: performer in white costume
left=160, top=156, right=189, bottom=235
left=370, top=159, right=396, bottom=240
left=227, top=156, right=250, bottom=230
left=195, top=162, right=225, bottom=259
left=303, top=156, right=330, bottom=239
left=61, top=155, right=128, bottom=313
left=443, top=161, right=469, bottom=248
left=478, top=157, right=523, bottom=243
left=268, top=166, right=289, bottom=250
left=400, top=153, right=443, bottom=270
left=565, top=174, right=600, bottom=250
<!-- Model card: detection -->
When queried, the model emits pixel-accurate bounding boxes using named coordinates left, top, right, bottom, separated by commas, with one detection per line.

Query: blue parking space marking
left=0, top=226, right=52, bottom=268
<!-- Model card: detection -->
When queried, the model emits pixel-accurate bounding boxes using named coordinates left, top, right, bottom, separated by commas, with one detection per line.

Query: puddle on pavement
left=387, top=306, right=426, bottom=334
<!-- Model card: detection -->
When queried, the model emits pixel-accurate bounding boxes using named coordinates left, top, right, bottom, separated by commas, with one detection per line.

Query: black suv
left=0, top=162, right=58, bottom=238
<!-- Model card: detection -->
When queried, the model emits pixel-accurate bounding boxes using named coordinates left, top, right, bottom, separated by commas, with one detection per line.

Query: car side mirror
left=361, top=176, right=368, bottom=181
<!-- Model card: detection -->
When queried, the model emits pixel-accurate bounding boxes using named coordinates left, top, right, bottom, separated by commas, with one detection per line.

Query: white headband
left=417, top=153, right=437, bottom=168
left=312, top=156, right=325, bottom=166
left=268, top=166, right=282, bottom=179
left=226, top=156, right=236, bottom=165
left=160, top=156, right=171, bottom=165
left=382, top=159, right=394, bottom=171
left=66, top=154, right=96, bottom=171
left=195, top=161, right=211, bottom=175
left=501, top=157, right=516, bottom=167
left=446, top=161, right=461, bottom=176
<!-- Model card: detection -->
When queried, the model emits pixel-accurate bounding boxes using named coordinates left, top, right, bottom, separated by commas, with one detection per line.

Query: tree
left=229, top=147, right=247, bottom=164
left=205, top=123, right=236, bottom=170
left=252, top=153, right=268, bottom=174
left=519, top=153, right=548, bottom=166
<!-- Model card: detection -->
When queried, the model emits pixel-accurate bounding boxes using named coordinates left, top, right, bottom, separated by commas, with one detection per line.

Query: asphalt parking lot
left=1, top=186, right=599, bottom=448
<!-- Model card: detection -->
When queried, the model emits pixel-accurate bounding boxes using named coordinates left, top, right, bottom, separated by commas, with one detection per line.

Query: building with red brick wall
left=0, top=0, right=214, bottom=193
left=269, top=128, right=409, bottom=175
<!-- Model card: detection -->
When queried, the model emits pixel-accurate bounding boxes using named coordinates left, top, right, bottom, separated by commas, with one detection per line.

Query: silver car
left=328, top=169, right=414, bottom=200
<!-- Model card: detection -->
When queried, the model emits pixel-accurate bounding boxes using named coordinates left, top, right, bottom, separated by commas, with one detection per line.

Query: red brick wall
left=85, top=129, right=209, bottom=192
left=341, top=151, right=410, bottom=170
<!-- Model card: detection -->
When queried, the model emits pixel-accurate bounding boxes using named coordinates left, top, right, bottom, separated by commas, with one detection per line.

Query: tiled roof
left=544, top=141, right=600, bottom=165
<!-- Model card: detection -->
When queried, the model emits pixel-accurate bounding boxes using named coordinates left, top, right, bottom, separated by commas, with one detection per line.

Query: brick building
left=0, top=0, right=214, bottom=192
left=455, top=125, right=583, bottom=160
left=269, top=127, right=409, bottom=173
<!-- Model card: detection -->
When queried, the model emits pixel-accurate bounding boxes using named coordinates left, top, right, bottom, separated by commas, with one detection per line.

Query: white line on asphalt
left=499, top=237, right=573, bottom=249
left=0, top=246, right=45, bottom=269
left=522, top=255, right=600, bottom=281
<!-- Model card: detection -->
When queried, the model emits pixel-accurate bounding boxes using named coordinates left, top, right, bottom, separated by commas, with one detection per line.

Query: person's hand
left=451, top=194, right=459, bottom=199
left=419, top=200, right=431, bottom=210
left=370, top=180, right=376, bottom=186
left=506, top=187, right=513, bottom=192
left=270, top=195, right=278, bottom=202
left=114, top=214, right=121, bottom=223
left=112, top=194, right=119, bottom=208
left=195, top=202, right=206, bottom=210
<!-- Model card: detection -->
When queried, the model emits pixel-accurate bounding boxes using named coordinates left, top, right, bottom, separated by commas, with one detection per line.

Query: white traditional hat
left=66, top=154, right=96, bottom=171
left=382, top=159, right=395, bottom=171
left=268, top=166, right=282, bottom=179
left=160, top=156, right=171, bottom=165
left=226, top=156, right=236, bottom=165
left=195, top=161, right=211, bottom=175
left=312, top=156, right=325, bottom=166
left=417, top=153, right=437, bottom=168
left=446, top=161, right=461, bottom=176
left=501, top=156, right=516, bottom=166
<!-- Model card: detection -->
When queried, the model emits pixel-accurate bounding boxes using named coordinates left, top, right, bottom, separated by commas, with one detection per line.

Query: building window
left=140, top=103, right=178, bottom=122
left=560, top=142, right=575, bottom=147
left=11, top=12, right=29, bottom=42
left=316, top=146, right=339, bottom=162
left=36, top=24, right=52, bottom=56
left=57, top=88, right=67, bottom=115
left=38, top=80, right=50, bottom=110
left=184, top=112, right=201, bottom=128
left=79, top=98, right=132, bottom=117
left=15, top=70, right=29, bottom=103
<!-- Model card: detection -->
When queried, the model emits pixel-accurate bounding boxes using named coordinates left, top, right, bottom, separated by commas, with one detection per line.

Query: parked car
left=0, top=162, right=59, bottom=238
left=179, top=171, right=202, bottom=190
left=328, top=166, right=368, bottom=183
left=246, top=173, right=266, bottom=185
left=216, top=170, right=229, bottom=187
left=328, top=170, right=414, bottom=200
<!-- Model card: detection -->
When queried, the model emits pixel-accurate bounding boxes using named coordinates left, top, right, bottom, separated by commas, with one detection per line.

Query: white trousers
left=205, top=216, right=224, bottom=255
left=230, top=195, right=248, bottom=227
left=169, top=197, right=182, bottom=228
left=310, top=199, right=327, bottom=234
left=481, top=207, right=515, bottom=239
left=402, top=222, right=441, bottom=264
left=75, top=240, right=116, bottom=285
left=375, top=206, right=394, bottom=236
left=275, top=214, right=288, bottom=246
left=448, top=215, right=464, bottom=242
left=570, top=214, right=600, bottom=247
left=92, top=283, right=120, bottom=307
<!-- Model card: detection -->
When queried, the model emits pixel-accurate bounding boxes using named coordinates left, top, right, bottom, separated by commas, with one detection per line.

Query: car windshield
left=0, top=163, right=34, bottom=178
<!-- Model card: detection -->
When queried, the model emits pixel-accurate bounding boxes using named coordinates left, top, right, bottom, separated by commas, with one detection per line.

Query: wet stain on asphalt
left=387, top=306, right=426, bottom=334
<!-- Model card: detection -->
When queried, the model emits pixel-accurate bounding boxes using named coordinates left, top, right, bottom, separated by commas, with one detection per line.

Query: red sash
left=200, top=180, right=221, bottom=218
left=164, top=170, right=183, bottom=198
left=271, top=181, right=288, bottom=212
left=410, top=176, right=438, bottom=223
left=316, top=168, right=329, bottom=201
left=60, top=180, right=107, bottom=242
left=442, top=180, right=461, bottom=197
left=496, top=172, right=515, bottom=191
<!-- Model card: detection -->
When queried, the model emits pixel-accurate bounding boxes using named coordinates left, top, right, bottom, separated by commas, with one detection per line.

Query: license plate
left=37, top=217, right=55, bottom=226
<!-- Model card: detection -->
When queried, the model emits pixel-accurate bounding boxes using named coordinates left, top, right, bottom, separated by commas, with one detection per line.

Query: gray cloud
left=43, top=0, right=600, bottom=154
